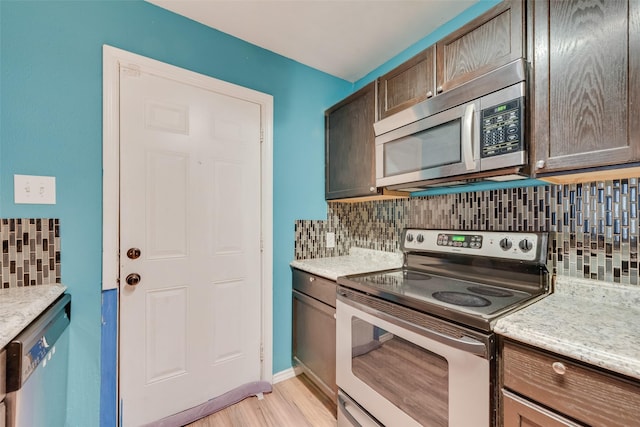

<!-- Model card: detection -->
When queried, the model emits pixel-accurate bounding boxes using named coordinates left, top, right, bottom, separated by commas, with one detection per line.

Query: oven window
left=383, top=119, right=461, bottom=176
left=351, top=316, right=449, bottom=426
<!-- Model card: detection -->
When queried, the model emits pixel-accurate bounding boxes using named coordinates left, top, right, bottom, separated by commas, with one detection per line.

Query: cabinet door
left=502, top=391, right=581, bottom=427
left=532, top=0, right=640, bottom=175
left=292, top=290, right=337, bottom=401
left=325, top=82, right=377, bottom=200
left=377, top=46, right=435, bottom=120
left=436, top=0, right=523, bottom=94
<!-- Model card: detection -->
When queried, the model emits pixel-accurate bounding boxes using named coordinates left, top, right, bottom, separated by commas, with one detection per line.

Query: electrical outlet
left=14, top=174, right=56, bottom=204
left=326, top=232, right=336, bottom=248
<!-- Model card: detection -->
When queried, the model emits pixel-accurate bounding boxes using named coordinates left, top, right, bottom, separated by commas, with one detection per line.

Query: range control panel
left=480, top=97, right=523, bottom=158
left=402, top=229, right=545, bottom=262
left=436, top=233, right=483, bottom=249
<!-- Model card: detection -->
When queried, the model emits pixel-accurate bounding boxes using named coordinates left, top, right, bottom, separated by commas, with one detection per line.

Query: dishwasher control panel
left=5, top=293, right=71, bottom=392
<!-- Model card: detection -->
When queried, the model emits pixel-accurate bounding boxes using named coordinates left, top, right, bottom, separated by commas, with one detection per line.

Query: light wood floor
left=187, top=374, right=337, bottom=427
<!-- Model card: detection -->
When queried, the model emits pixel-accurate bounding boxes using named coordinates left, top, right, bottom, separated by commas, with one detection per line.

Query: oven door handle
left=338, top=392, right=383, bottom=427
left=338, top=292, right=488, bottom=357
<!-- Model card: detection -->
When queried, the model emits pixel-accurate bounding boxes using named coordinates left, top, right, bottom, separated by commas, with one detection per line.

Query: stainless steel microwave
left=374, top=59, right=528, bottom=191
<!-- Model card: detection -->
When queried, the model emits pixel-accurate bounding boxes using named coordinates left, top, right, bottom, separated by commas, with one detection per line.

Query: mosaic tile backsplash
left=295, top=179, right=640, bottom=285
left=0, top=219, right=61, bottom=288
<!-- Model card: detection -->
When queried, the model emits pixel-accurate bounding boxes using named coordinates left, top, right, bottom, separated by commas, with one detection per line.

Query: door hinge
left=260, top=344, right=264, bottom=362
left=260, top=128, right=264, bottom=144
left=260, top=239, right=264, bottom=253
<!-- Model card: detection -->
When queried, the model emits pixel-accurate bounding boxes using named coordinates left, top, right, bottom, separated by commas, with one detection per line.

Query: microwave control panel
left=480, top=97, right=523, bottom=158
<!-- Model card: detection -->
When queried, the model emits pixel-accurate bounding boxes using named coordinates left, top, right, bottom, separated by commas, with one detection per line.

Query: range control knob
left=406, top=233, right=414, bottom=242
left=519, top=239, right=533, bottom=252
left=499, top=238, right=512, bottom=251
left=416, top=234, right=424, bottom=243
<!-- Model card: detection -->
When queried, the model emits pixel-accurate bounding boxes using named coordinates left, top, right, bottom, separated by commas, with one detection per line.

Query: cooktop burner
left=467, top=286, right=514, bottom=298
left=432, top=291, right=491, bottom=307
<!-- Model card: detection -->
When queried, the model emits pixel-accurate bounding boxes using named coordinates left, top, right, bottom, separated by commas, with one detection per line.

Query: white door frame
left=102, top=44, right=273, bottom=417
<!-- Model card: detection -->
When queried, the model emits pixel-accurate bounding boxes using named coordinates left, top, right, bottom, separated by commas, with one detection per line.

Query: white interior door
left=118, top=66, right=263, bottom=426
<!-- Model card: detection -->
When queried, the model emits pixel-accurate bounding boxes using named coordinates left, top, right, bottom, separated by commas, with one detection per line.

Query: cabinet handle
left=426, top=90, right=434, bottom=98
left=437, top=85, right=443, bottom=94
left=536, top=160, right=546, bottom=169
left=369, top=186, right=376, bottom=192
left=309, top=276, right=315, bottom=283
left=552, top=362, right=567, bottom=375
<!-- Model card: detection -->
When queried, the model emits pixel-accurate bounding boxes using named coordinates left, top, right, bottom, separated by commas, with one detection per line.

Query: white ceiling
left=146, top=0, right=478, bottom=82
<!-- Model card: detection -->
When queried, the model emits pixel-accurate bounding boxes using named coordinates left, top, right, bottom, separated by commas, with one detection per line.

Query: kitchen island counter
left=495, top=276, right=640, bottom=381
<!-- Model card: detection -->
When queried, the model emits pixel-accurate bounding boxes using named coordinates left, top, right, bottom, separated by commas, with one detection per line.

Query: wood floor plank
left=187, top=375, right=337, bottom=427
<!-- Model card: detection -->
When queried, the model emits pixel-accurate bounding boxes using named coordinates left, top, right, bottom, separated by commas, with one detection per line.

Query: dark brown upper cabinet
left=376, top=0, right=524, bottom=122
left=436, top=0, right=524, bottom=94
left=377, top=46, right=436, bottom=120
left=531, top=0, right=640, bottom=177
left=325, top=82, right=378, bottom=200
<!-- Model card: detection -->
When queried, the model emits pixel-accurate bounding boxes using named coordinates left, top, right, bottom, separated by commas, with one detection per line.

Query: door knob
left=125, top=273, right=141, bottom=286
left=127, top=248, right=141, bottom=259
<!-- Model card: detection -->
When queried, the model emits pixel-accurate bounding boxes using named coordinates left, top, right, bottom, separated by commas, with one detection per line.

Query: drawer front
left=502, top=390, right=581, bottom=427
left=503, top=341, right=640, bottom=426
left=292, top=269, right=336, bottom=307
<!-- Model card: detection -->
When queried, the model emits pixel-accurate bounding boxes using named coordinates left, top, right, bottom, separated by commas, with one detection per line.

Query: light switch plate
left=326, top=232, right=336, bottom=248
left=14, top=174, right=56, bottom=204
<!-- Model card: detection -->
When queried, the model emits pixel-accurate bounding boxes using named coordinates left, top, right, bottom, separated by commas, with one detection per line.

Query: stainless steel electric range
left=335, top=228, right=550, bottom=427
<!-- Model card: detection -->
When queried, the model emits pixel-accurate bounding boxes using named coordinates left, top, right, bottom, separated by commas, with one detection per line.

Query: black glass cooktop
left=343, top=269, right=535, bottom=317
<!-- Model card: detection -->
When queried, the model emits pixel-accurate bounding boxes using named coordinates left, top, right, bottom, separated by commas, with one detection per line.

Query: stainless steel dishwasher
left=292, top=268, right=337, bottom=405
left=5, top=293, right=71, bottom=427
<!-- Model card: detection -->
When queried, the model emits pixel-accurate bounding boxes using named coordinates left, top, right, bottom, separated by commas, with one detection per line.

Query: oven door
left=336, top=289, right=492, bottom=427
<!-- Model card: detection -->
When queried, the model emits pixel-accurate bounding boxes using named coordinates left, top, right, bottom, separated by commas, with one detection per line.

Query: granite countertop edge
left=495, top=276, right=640, bottom=381
left=290, top=247, right=403, bottom=281
left=0, top=284, right=68, bottom=349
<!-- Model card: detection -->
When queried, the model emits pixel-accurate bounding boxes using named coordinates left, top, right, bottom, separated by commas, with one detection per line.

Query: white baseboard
left=272, top=367, right=298, bottom=384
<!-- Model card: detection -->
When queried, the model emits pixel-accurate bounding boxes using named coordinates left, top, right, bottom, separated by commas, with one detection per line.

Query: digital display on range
left=437, top=233, right=483, bottom=249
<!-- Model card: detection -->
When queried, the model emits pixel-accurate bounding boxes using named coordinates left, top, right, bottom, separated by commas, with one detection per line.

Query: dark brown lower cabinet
left=501, top=340, right=640, bottom=427
left=502, top=391, right=580, bottom=427
left=292, top=269, right=337, bottom=407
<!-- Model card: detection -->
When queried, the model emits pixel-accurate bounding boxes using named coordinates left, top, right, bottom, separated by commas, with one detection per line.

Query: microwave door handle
left=462, top=103, right=476, bottom=171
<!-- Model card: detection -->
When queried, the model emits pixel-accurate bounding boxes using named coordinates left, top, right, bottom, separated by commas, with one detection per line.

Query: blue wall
left=1, top=1, right=350, bottom=425
left=1, top=0, right=504, bottom=425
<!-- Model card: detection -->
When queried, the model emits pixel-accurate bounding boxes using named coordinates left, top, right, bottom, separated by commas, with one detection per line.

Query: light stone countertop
left=290, top=247, right=403, bottom=281
left=0, top=284, right=67, bottom=349
left=495, top=276, right=640, bottom=381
